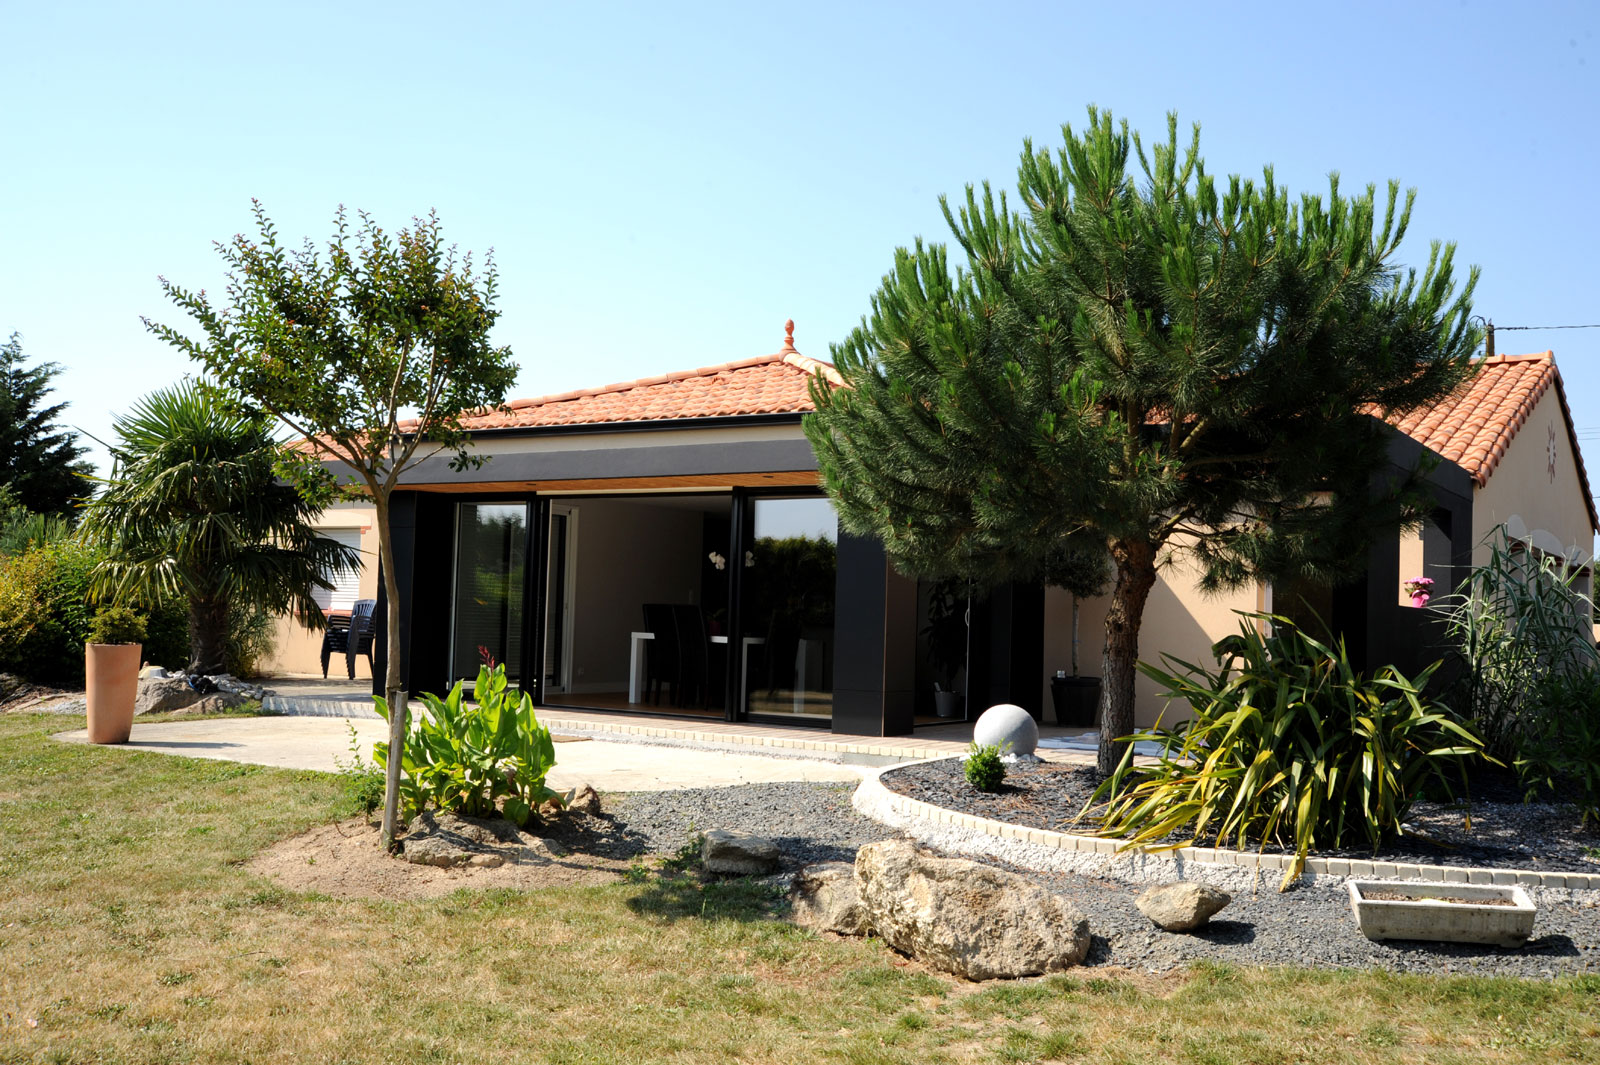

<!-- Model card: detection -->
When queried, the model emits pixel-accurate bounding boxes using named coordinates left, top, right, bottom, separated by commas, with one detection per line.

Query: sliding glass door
left=451, top=502, right=529, bottom=681
left=738, top=496, right=837, bottom=722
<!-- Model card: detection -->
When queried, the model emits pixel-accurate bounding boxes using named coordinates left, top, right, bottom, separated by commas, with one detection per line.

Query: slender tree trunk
left=1097, top=538, right=1158, bottom=776
left=187, top=594, right=230, bottom=676
left=375, top=491, right=408, bottom=852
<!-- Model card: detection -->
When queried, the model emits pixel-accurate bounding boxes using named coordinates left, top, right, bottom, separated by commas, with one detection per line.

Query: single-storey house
left=278, top=329, right=1595, bottom=735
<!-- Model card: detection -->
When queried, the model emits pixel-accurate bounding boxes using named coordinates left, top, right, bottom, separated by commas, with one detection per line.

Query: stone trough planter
left=1347, top=879, right=1536, bottom=948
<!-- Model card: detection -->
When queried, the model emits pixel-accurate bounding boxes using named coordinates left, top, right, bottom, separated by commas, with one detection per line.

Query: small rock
left=566, top=783, right=602, bottom=816
left=467, top=853, right=505, bottom=868
left=1136, top=882, right=1231, bottom=932
left=134, top=676, right=203, bottom=715
left=213, top=675, right=266, bottom=699
left=169, top=691, right=252, bottom=716
left=701, top=829, right=781, bottom=875
left=792, top=861, right=873, bottom=936
left=401, top=809, right=527, bottom=867
left=515, top=839, right=568, bottom=861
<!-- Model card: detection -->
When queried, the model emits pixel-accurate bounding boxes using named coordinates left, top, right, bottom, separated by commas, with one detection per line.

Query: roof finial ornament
left=783, top=318, right=796, bottom=352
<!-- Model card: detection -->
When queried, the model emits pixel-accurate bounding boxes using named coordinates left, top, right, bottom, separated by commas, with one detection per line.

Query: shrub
left=0, top=540, right=99, bottom=685
left=1437, top=528, right=1599, bottom=760
left=222, top=600, right=277, bottom=678
left=1093, top=615, right=1488, bottom=889
left=1518, top=673, right=1600, bottom=824
left=373, top=662, right=562, bottom=828
left=334, top=723, right=386, bottom=817
left=0, top=486, right=71, bottom=558
left=0, top=540, right=188, bottom=686
left=87, top=605, right=147, bottom=646
left=964, top=743, right=1007, bottom=792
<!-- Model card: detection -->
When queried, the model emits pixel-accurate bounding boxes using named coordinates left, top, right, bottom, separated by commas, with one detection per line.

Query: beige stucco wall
left=1042, top=551, right=1258, bottom=729
left=260, top=501, right=380, bottom=678
left=1471, top=388, right=1596, bottom=570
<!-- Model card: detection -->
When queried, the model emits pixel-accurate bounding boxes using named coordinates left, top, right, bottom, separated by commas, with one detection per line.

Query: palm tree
left=80, top=381, right=359, bottom=675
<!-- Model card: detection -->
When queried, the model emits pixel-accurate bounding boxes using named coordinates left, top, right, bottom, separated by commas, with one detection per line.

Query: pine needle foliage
left=0, top=333, right=94, bottom=517
left=805, top=108, right=1482, bottom=773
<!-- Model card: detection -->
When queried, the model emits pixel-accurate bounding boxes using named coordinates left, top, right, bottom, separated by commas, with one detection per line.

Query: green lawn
left=1, top=712, right=1597, bottom=1064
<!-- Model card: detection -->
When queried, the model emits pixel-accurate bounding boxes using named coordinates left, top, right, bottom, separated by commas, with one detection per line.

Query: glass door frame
left=528, top=489, right=744, bottom=720
left=728, top=487, right=837, bottom=729
left=444, top=497, right=535, bottom=687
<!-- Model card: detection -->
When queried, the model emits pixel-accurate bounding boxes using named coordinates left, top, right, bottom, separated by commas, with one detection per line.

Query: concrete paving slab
left=53, top=717, right=862, bottom=791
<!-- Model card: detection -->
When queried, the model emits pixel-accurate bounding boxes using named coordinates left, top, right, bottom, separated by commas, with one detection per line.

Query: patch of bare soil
left=248, top=817, right=633, bottom=899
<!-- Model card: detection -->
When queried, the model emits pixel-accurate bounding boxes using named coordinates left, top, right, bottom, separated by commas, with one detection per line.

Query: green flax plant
left=1091, top=615, right=1488, bottom=889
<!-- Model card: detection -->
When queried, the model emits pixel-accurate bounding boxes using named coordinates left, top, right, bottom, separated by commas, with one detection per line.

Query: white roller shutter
left=312, top=529, right=364, bottom=612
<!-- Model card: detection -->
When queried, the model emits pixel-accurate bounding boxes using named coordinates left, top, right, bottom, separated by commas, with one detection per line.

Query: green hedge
left=0, top=541, right=188, bottom=687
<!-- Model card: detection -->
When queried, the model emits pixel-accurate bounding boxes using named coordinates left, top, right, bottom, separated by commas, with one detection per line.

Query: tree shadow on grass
left=625, top=871, right=790, bottom=925
left=537, top=812, right=653, bottom=862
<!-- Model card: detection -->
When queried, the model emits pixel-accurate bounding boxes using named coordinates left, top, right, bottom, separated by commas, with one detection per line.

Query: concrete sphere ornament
left=972, top=703, right=1039, bottom=758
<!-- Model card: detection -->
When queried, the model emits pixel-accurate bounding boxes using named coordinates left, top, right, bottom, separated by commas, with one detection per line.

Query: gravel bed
left=883, top=757, right=1600, bottom=874
left=542, top=781, right=897, bottom=868
left=547, top=776, right=1600, bottom=979
left=1013, top=863, right=1600, bottom=979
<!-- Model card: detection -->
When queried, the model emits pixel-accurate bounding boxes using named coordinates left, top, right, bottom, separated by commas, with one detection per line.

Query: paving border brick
left=852, top=762, right=1600, bottom=891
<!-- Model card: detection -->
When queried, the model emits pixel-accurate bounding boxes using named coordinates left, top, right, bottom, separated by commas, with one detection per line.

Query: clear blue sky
left=3, top=1, right=1598, bottom=479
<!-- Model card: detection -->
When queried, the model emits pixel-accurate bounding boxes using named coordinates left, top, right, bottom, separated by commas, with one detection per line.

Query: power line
left=1495, top=323, right=1600, bottom=331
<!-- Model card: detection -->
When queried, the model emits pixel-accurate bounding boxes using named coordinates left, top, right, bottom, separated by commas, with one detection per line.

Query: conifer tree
left=0, top=333, right=94, bottom=516
left=805, top=110, right=1480, bottom=774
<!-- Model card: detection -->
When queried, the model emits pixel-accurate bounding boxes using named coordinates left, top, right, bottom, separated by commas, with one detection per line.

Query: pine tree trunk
left=375, top=491, right=408, bottom=853
left=187, top=595, right=230, bottom=676
left=1097, top=538, right=1158, bottom=776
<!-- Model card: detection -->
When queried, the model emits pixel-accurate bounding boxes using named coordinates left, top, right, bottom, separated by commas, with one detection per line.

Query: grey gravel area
left=541, top=780, right=897, bottom=868
left=618, top=781, right=897, bottom=865
left=1016, top=864, right=1600, bottom=980
left=576, top=777, right=1600, bottom=979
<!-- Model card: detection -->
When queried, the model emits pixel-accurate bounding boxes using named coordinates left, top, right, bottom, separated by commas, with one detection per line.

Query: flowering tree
left=145, top=202, right=518, bottom=848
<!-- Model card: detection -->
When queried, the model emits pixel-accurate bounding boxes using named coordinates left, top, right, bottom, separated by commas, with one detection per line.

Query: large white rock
left=972, top=703, right=1039, bottom=757
left=854, top=839, right=1090, bottom=980
left=133, top=676, right=202, bottom=716
left=791, top=861, right=873, bottom=936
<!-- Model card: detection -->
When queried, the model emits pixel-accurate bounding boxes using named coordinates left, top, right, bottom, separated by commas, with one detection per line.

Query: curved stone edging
left=852, top=762, right=1600, bottom=891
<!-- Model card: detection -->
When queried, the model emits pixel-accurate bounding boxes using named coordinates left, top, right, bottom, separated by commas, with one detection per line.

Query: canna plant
left=1089, top=615, right=1490, bottom=889
left=374, top=662, right=563, bottom=828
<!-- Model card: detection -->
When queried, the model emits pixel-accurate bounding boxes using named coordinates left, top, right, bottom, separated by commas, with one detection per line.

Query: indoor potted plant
left=85, top=605, right=147, bottom=744
left=1045, top=546, right=1110, bottom=727
left=923, top=580, right=968, bottom=718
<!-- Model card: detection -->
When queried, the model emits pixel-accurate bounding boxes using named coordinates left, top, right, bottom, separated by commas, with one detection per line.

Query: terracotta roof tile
left=405, top=320, right=840, bottom=433
left=1383, top=351, right=1597, bottom=530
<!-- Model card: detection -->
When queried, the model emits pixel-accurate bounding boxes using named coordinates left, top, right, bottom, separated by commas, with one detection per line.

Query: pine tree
left=0, top=333, right=94, bottom=516
left=805, top=110, right=1481, bottom=774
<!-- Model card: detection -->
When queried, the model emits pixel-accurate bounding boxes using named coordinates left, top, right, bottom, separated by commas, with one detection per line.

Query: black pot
left=933, top=690, right=965, bottom=719
left=1050, top=675, right=1100, bottom=727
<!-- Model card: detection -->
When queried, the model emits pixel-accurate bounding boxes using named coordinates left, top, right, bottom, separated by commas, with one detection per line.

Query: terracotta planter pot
left=85, top=642, right=142, bottom=744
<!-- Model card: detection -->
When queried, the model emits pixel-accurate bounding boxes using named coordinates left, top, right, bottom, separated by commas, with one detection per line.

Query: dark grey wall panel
left=383, top=438, right=820, bottom=486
